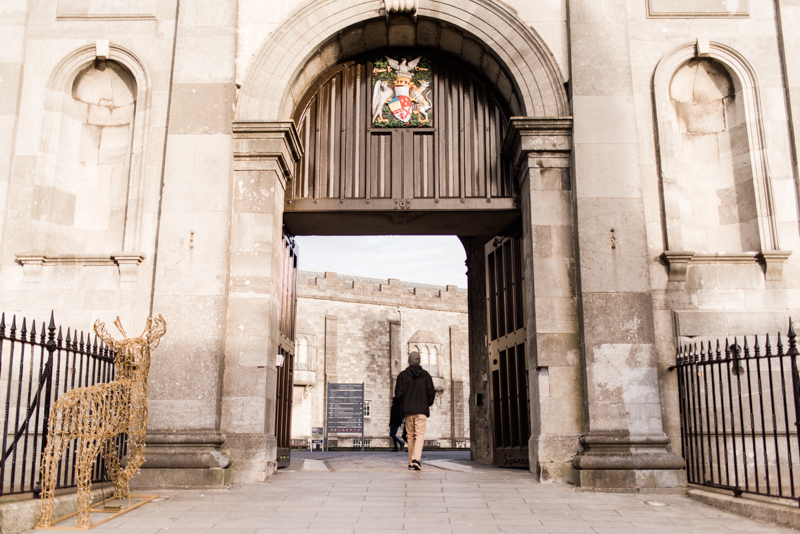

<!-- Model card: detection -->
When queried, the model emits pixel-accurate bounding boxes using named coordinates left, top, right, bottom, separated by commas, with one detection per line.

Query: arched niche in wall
left=654, top=41, right=790, bottom=282
left=18, top=43, right=150, bottom=282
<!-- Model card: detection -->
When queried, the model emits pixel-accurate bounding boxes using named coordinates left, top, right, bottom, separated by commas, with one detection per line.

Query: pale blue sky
left=294, top=236, right=468, bottom=288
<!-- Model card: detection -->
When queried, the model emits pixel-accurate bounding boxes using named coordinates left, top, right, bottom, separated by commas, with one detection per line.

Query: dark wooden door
left=289, top=53, right=514, bottom=210
left=485, top=232, right=530, bottom=468
left=275, top=236, right=298, bottom=469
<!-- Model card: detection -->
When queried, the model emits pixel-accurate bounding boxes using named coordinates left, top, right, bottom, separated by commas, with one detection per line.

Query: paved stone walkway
left=28, top=452, right=793, bottom=533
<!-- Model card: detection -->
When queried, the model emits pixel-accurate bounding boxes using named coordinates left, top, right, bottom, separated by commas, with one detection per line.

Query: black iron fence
left=672, top=322, right=800, bottom=504
left=0, top=312, right=124, bottom=496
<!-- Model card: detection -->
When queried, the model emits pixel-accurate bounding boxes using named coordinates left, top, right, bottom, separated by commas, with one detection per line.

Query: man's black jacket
left=394, top=364, right=436, bottom=417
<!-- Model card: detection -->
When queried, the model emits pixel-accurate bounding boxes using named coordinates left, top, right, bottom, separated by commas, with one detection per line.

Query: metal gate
left=485, top=232, right=530, bottom=467
left=275, top=236, right=298, bottom=469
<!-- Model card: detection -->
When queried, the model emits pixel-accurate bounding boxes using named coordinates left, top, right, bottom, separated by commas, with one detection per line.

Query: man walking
left=394, top=351, right=435, bottom=470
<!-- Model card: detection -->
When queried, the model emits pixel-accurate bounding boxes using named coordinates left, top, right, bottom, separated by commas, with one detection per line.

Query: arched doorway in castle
left=230, top=5, right=576, bottom=482
left=281, top=48, right=534, bottom=470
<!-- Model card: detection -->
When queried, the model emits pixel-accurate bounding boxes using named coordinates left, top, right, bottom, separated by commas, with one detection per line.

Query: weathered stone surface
left=3, top=0, right=800, bottom=498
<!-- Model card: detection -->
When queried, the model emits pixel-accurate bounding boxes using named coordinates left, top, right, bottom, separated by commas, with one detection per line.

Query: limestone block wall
left=0, top=0, right=178, bottom=332
left=617, top=0, right=800, bottom=458
left=291, top=271, right=469, bottom=447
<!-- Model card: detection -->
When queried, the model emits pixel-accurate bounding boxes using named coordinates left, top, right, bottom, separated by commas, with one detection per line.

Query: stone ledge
left=662, top=250, right=792, bottom=282
left=0, top=487, right=112, bottom=534
left=15, top=253, right=145, bottom=283
left=688, top=487, right=800, bottom=530
left=131, top=468, right=232, bottom=490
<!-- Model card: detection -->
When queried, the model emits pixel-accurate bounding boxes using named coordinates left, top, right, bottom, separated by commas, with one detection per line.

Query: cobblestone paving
left=29, top=452, right=793, bottom=533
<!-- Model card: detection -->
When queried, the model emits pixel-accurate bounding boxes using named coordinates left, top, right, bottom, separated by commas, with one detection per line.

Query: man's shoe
left=408, top=464, right=414, bottom=470
left=412, top=460, right=421, bottom=471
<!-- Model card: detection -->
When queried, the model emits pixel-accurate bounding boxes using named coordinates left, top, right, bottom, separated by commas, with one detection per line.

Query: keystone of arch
left=235, top=0, right=569, bottom=122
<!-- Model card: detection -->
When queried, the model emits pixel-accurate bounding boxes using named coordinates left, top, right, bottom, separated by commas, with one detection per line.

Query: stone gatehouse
left=3, top=0, right=800, bottom=493
left=291, top=271, right=469, bottom=449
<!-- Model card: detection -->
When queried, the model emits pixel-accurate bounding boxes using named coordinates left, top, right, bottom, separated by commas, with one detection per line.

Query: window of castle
left=296, top=337, right=309, bottom=370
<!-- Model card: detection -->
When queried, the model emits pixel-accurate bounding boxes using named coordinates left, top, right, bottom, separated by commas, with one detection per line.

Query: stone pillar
left=460, top=235, right=492, bottom=464
left=505, top=118, right=583, bottom=482
left=220, top=121, right=301, bottom=482
left=140, top=0, right=238, bottom=488
left=449, top=326, right=465, bottom=444
left=567, top=0, right=684, bottom=489
left=323, top=315, right=338, bottom=443
left=390, top=320, right=402, bottom=384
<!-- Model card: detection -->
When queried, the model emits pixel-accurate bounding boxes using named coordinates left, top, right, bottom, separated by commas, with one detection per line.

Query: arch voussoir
left=236, top=0, right=569, bottom=122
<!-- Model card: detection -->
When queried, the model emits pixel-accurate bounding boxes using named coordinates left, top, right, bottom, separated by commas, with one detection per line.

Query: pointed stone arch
left=235, top=0, right=568, bottom=122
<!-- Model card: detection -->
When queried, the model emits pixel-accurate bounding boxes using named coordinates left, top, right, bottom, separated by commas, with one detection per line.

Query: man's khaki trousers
left=405, top=414, right=427, bottom=464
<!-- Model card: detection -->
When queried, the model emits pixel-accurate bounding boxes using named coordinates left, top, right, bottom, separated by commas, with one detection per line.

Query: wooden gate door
left=485, top=232, right=530, bottom=468
left=275, top=236, right=298, bottom=468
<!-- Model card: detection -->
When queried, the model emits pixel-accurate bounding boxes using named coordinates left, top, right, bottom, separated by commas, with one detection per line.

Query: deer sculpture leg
left=102, top=437, right=125, bottom=499
left=118, top=388, right=147, bottom=489
left=38, top=432, right=68, bottom=527
left=75, top=438, right=103, bottom=528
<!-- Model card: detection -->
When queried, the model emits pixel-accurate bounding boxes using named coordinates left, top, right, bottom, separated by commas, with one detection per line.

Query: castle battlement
left=298, top=271, right=468, bottom=312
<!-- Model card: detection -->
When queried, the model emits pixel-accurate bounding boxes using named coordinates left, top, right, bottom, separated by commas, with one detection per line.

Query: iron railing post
left=34, top=312, right=57, bottom=498
left=787, top=320, right=800, bottom=504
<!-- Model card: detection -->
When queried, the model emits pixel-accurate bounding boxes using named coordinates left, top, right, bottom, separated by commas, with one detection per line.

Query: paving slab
left=22, top=452, right=795, bottom=533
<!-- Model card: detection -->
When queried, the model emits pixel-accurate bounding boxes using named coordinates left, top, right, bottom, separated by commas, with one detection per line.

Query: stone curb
left=0, top=487, right=113, bottom=534
left=688, top=488, right=800, bottom=530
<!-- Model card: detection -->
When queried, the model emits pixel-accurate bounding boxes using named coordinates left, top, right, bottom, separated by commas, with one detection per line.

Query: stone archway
left=223, top=0, right=579, bottom=484
left=235, top=0, right=568, bottom=122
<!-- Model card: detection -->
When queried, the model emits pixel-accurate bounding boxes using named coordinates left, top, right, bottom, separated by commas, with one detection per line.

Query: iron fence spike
left=789, top=319, right=799, bottom=357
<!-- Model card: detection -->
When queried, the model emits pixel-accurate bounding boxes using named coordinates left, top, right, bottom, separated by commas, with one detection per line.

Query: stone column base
left=132, top=431, right=232, bottom=489
left=572, top=433, right=686, bottom=491
left=224, top=433, right=278, bottom=483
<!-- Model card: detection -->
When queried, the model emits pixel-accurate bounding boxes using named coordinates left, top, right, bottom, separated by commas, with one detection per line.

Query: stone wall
left=291, top=271, right=470, bottom=448
left=3, top=0, right=800, bottom=491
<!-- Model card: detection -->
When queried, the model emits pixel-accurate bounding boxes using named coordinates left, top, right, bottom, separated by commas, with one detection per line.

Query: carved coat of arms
left=372, top=55, right=433, bottom=127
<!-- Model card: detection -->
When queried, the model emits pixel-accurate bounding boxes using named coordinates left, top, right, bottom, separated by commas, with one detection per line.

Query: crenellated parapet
left=298, top=271, right=467, bottom=313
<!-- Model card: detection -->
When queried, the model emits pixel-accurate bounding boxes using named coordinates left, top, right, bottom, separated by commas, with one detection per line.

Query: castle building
left=3, top=0, right=800, bottom=492
left=291, top=271, right=470, bottom=449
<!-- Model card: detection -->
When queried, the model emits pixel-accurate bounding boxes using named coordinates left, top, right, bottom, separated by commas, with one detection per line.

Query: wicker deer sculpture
left=38, top=315, right=166, bottom=528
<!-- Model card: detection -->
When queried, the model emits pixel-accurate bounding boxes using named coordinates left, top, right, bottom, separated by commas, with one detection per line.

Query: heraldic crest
left=372, top=55, right=433, bottom=127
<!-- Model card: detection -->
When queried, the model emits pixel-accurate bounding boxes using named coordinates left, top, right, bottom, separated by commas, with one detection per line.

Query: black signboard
left=325, top=383, right=365, bottom=451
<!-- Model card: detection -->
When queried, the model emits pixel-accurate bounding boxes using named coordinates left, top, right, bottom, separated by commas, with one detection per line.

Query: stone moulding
left=55, top=14, right=157, bottom=20
left=503, top=117, right=573, bottom=182
left=232, top=121, right=303, bottom=187
left=572, top=433, right=686, bottom=470
left=662, top=250, right=792, bottom=282
left=646, top=0, right=749, bottom=18
left=384, top=0, right=418, bottom=17
left=15, top=253, right=145, bottom=283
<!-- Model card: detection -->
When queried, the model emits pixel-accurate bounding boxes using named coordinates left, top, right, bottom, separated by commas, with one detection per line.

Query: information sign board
left=325, top=383, right=365, bottom=451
